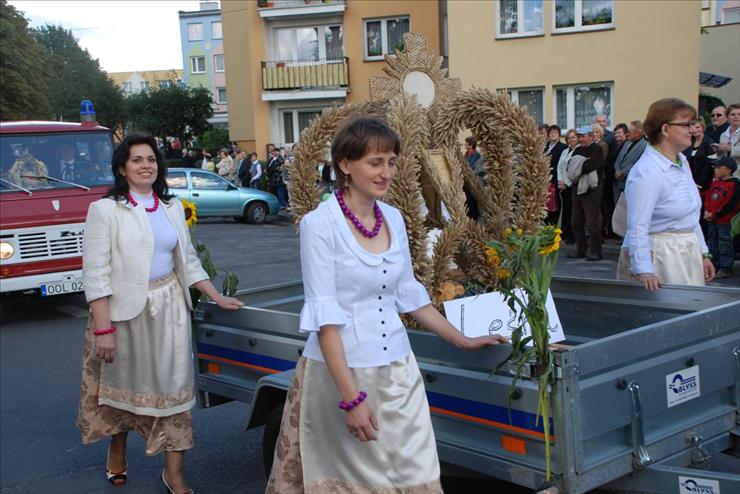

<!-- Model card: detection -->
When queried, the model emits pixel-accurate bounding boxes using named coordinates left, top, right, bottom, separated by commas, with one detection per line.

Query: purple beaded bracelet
left=339, top=391, right=368, bottom=412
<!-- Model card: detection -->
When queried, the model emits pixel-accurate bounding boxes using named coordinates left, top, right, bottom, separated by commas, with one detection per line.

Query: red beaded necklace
left=127, top=192, right=160, bottom=213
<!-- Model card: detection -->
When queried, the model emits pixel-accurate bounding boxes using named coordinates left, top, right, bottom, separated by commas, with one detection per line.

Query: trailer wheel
left=262, top=403, right=285, bottom=477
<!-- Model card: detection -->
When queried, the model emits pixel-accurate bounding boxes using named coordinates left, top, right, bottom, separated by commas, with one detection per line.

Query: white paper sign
left=443, top=289, right=565, bottom=344
left=666, top=365, right=701, bottom=408
left=679, top=475, right=720, bottom=494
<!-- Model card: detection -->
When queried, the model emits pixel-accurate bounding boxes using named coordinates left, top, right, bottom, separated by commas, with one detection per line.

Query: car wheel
left=262, top=403, right=284, bottom=477
left=245, top=202, right=268, bottom=224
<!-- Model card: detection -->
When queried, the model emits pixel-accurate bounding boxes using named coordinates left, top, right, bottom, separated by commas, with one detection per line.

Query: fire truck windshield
left=0, top=131, right=114, bottom=192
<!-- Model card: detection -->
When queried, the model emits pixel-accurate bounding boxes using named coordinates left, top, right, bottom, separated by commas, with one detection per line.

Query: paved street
left=1, top=213, right=737, bottom=494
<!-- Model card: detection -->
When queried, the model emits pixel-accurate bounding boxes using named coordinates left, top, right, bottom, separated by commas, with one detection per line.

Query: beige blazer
left=82, top=196, right=209, bottom=321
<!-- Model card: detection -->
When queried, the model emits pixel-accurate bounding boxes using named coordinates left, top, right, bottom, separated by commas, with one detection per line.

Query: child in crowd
left=704, top=156, right=740, bottom=278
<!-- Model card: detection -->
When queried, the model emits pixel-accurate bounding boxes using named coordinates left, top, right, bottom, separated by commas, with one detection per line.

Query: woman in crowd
left=266, top=117, right=507, bottom=493
left=556, top=128, right=579, bottom=244
left=617, top=98, right=715, bottom=290
left=592, top=123, right=609, bottom=159
left=248, top=152, right=263, bottom=189
left=78, top=133, right=242, bottom=493
left=683, top=116, right=715, bottom=195
left=216, top=148, right=236, bottom=183
left=717, top=103, right=740, bottom=174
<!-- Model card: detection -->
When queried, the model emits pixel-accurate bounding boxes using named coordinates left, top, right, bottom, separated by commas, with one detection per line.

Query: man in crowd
left=569, top=126, right=606, bottom=261
left=594, top=114, right=614, bottom=145
left=613, top=120, right=647, bottom=204
left=706, top=105, right=729, bottom=144
left=180, top=149, right=197, bottom=168
left=602, top=123, right=628, bottom=238
left=267, top=148, right=288, bottom=209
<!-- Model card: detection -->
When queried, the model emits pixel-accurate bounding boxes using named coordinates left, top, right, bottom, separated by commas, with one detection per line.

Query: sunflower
left=181, top=199, right=198, bottom=228
left=485, top=246, right=501, bottom=268
left=496, top=267, right=511, bottom=280
left=538, top=227, right=562, bottom=256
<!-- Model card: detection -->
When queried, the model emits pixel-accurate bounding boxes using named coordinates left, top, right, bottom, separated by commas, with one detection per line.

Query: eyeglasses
left=666, top=122, right=691, bottom=128
left=711, top=113, right=724, bottom=117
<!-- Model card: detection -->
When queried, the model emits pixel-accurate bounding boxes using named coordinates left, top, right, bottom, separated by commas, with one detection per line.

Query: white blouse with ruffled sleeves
left=299, top=193, right=431, bottom=368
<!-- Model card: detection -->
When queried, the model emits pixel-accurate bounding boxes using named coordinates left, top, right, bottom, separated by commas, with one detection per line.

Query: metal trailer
left=192, top=277, right=740, bottom=493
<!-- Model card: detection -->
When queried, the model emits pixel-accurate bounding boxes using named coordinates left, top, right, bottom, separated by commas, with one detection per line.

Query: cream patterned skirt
left=266, top=353, right=443, bottom=494
left=617, top=231, right=705, bottom=286
left=76, top=272, right=195, bottom=455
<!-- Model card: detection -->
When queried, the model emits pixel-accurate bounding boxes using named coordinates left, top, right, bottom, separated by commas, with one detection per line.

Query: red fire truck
left=0, top=101, right=114, bottom=296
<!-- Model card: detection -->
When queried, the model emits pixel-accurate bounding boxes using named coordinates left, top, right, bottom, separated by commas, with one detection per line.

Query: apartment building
left=108, top=69, right=184, bottom=96
left=700, top=0, right=740, bottom=109
left=179, top=1, right=229, bottom=128
left=222, top=0, right=440, bottom=153
left=445, top=0, right=701, bottom=129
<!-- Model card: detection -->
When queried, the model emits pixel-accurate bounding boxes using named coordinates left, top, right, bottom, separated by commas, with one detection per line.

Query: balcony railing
left=261, top=58, right=349, bottom=91
left=257, top=0, right=343, bottom=8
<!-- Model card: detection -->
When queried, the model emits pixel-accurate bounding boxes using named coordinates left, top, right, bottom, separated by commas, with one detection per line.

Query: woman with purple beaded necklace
left=266, top=117, right=507, bottom=493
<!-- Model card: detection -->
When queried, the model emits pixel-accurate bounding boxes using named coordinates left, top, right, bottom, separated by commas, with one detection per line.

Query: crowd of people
left=473, top=101, right=739, bottom=282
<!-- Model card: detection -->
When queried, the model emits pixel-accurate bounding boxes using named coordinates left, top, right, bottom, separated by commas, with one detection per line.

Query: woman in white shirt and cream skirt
left=266, top=117, right=507, bottom=493
left=617, top=98, right=715, bottom=290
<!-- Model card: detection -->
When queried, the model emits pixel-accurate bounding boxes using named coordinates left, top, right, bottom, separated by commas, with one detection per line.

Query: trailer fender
left=246, top=370, right=294, bottom=430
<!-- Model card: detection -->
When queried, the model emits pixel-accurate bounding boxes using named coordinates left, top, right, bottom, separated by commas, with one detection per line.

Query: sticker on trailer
left=679, top=475, right=720, bottom=494
left=666, top=365, right=700, bottom=408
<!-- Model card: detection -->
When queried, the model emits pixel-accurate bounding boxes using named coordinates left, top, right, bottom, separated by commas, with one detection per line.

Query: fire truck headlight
left=0, top=241, right=14, bottom=260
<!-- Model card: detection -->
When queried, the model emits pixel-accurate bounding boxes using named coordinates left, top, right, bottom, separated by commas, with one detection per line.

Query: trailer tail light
left=207, top=362, right=222, bottom=374
left=501, top=435, right=527, bottom=455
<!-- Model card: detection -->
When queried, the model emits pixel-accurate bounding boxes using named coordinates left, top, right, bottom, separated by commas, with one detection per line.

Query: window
left=553, top=0, right=613, bottom=33
left=192, top=172, right=228, bottom=190
left=554, top=82, right=612, bottom=130
left=216, top=87, right=227, bottom=104
left=190, top=56, right=206, bottom=74
left=364, top=17, right=410, bottom=60
left=139, top=81, right=149, bottom=91
left=507, top=87, right=545, bottom=125
left=214, top=54, right=225, bottom=72
left=497, top=0, right=544, bottom=38
left=188, top=23, right=204, bottom=41
left=723, top=7, right=740, bottom=23
left=281, top=109, right=323, bottom=144
left=159, top=80, right=173, bottom=89
left=122, top=82, right=132, bottom=94
left=166, top=171, right=188, bottom=189
left=212, top=21, right=223, bottom=39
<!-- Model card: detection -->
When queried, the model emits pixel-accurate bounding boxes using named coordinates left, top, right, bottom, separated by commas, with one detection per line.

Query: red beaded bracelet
left=339, top=391, right=368, bottom=412
left=93, top=327, right=117, bottom=336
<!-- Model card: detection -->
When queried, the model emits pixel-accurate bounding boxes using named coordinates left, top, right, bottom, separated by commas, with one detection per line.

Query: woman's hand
left=614, top=170, right=625, bottom=180
left=703, top=258, right=716, bottom=282
left=345, top=402, right=379, bottom=442
left=716, top=142, right=731, bottom=153
left=458, top=334, right=509, bottom=351
left=212, top=294, right=243, bottom=310
left=558, top=181, right=566, bottom=190
left=95, top=333, right=117, bottom=363
left=638, top=272, right=661, bottom=291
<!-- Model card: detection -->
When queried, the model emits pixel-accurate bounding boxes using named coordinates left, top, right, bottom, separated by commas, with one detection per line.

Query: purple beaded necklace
left=335, top=190, right=383, bottom=238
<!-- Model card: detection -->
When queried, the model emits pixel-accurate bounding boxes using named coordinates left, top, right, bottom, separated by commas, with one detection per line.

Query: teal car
left=166, top=168, right=279, bottom=224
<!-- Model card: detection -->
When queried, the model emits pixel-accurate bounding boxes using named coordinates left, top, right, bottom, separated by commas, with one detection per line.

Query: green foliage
left=0, top=0, right=52, bottom=120
left=125, top=85, right=213, bottom=143
left=31, top=25, right=125, bottom=129
left=198, top=127, right=230, bottom=155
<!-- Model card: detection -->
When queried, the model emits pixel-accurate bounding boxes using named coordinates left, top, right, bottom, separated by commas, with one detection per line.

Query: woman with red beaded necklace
left=77, top=133, right=242, bottom=494
left=266, top=118, right=507, bottom=493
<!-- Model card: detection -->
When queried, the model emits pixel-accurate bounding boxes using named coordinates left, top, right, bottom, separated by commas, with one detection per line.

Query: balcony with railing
left=261, top=58, right=349, bottom=100
left=257, top=0, right=346, bottom=19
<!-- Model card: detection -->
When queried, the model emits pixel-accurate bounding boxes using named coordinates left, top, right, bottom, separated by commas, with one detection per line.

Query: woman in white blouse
left=618, top=98, right=715, bottom=290
left=78, top=134, right=241, bottom=493
left=266, top=118, right=507, bottom=493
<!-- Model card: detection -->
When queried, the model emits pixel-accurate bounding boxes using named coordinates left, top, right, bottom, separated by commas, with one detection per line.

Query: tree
left=0, top=0, right=51, bottom=120
left=125, top=85, right=214, bottom=144
left=31, top=25, right=125, bottom=129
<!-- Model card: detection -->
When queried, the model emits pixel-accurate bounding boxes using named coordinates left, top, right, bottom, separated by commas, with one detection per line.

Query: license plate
left=40, top=277, right=84, bottom=297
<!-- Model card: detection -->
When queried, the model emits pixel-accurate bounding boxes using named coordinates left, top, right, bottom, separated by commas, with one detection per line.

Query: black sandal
left=105, top=447, right=128, bottom=486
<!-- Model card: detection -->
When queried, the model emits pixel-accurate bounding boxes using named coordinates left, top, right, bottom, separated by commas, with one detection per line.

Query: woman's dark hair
left=330, top=117, right=400, bottom=189
left=614, top=123, right=629, bottom=135
left=465, top=136, right=477, bottom=148
left=104, top=133, right=175, bottom=203
left=548, top=125, right=562, bottom=136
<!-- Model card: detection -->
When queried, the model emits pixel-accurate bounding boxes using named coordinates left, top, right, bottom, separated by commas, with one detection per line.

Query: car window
left=166, top=171, right=188, bottom=189
left=191, top=171, right=228, bottom=190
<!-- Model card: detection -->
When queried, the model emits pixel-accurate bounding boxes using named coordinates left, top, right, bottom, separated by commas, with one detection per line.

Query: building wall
left=447, top=0, right=700, bottom=127
left=108, top=69, right=183, bottom=95
left=700, top=22, right=740, bottom=106
left=222, top=0, right=440, bottom=155
left=179, top=9, right=228, bottom=122
left=342, top=0, right=440, bottom=104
